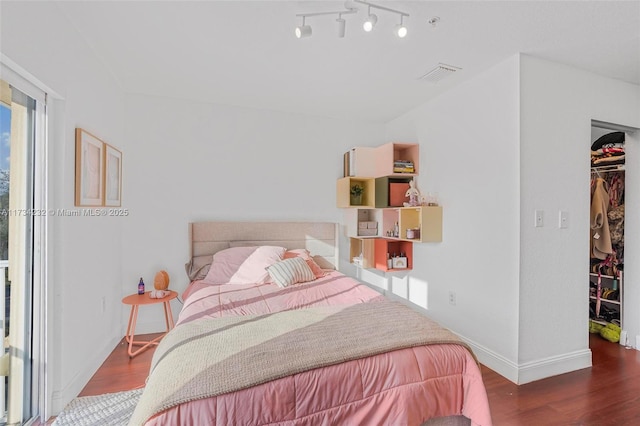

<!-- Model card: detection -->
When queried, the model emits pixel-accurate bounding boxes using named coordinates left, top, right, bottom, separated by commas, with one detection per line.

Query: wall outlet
left=534, top=210, right=544, bottom=228
left=448, top=291, right=456, bottom=306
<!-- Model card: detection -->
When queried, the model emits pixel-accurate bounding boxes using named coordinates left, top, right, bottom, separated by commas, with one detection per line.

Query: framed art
left=75, top=128, right=105, bottom=206
left=104, top=144, right=122, bottom=207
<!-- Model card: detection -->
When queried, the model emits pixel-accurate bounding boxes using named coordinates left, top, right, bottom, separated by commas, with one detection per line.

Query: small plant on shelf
left=350, top=183, right=364, bottom=205
left=350, top=184, right=364, bottom=197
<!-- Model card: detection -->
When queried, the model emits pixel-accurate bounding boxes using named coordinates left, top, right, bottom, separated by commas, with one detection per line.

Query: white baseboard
left=516, top=348, right=592, bottom=384
left=50, top=334, right=121, bottom=415
left=461, top=336, right=520, bottom=383
left=463, top=335, right=593, bottom=385
left=375, top=293, right=595, bottom=386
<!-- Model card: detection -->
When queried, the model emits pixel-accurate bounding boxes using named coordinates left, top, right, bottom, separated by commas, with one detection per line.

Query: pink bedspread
left=144, top=271, right=492, bottom=425
left=177, top=270, right=386, bottom=324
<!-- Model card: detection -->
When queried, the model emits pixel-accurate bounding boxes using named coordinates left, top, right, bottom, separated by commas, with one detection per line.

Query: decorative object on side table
left=350, top=183, right=364, bottom=205
left=151, top=270, right=171, bottom=298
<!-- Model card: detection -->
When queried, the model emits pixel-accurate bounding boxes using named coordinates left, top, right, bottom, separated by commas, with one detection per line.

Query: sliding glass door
left=0, top=79, right=37, bottom=425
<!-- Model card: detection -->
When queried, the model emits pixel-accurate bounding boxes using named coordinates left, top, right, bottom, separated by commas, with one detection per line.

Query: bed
left=129, top=221, right=492, bottom=426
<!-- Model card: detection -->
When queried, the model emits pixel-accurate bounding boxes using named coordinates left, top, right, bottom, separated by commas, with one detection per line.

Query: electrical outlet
left=448, top=291, right=456, bottom=306
left=534, top=210, right=544, bottom=228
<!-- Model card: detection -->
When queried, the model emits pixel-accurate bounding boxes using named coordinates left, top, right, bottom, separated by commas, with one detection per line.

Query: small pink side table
left=122, top=290, right=177, bottom=358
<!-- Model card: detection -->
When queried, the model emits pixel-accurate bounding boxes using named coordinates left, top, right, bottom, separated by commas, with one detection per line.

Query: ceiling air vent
left=419, top=63, right=461, bottom=82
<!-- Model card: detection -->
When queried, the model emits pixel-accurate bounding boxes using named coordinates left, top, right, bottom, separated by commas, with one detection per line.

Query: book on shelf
left=393, top=160, right=414, bottom=173
left=343, top=151, right=350, bottom=177
left=393, top=167, right=414, bottom=173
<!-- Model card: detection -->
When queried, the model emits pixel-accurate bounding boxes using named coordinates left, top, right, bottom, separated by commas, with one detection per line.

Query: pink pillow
left=203, top=246, right=286, bottom=284
left=283, top=249, right=326, bottom=279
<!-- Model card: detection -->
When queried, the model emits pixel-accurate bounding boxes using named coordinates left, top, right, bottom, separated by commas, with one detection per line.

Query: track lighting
left=295, top=7, right=356, bottom=39
left=363, top=6, right=377, bottom=32
left=295, top=0, right=409, bottom=39
left=295, top=17, right=312, bottom=38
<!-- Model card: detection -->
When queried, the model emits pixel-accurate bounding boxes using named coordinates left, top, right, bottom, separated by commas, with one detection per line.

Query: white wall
left=384, top=53, right=640, bottom=384
left=385, top=56, right=522, bottom=380
left=1, top=1, right=125, bottom=415
left=518, top=55, right=640, bottom=381
left=121, top=93, right=386, bottom=332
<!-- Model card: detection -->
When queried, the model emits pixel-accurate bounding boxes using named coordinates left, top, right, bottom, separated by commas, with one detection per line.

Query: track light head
left=336, top=16, right=346, bottom=38
left=363, top=13, right=377, bottom=32
left=295, top=16, right=312, bottom=38
left=395, top=23, right=407, bottom=38
left=295, top=25, right=312, bottom=38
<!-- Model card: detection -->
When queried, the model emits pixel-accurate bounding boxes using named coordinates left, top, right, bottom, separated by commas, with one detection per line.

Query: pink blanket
left=142, top=271, right=492, bottom=425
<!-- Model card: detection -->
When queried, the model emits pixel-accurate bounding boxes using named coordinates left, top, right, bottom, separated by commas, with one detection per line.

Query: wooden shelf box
left=374, top=239, right=413, bottom=272
left=349, top=237, right=375, bottom=269
left=374, top=176, right=413, bottom=208
left=345, top=147, right=378, bottom=177
left=343, top=208, right=382, bottom=237
left=399, top=206, right=442, bottom=243
left=375, top=142, right=419, bottom=177
left=336, top=177, right=376, bottom=208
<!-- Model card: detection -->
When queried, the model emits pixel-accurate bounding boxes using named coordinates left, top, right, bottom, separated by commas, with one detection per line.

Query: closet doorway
left=589, top=121, right=632, bottom=350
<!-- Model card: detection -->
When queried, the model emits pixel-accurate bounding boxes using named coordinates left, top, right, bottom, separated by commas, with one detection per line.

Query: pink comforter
left=144, top=271, right=492, bottom=425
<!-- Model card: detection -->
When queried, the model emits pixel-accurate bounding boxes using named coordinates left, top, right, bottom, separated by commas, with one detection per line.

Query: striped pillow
left=266, top=257, right=316, bottom=288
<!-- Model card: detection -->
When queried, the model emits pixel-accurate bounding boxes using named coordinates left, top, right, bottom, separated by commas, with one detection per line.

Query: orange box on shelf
left=389, top=182, right=410, bottom=207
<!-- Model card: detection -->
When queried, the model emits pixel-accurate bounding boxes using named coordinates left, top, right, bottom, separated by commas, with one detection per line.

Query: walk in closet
left=589, top=128, right=625, bottom=344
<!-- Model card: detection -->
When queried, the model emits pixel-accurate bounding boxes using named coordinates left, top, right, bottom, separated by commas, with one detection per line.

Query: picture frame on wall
left=75, top=128, right=105, bottom=206
left=104, top=144, right=122, bottom=207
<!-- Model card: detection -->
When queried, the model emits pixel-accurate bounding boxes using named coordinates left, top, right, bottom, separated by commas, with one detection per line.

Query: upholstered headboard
left=185, top=221, right=339, bottom=281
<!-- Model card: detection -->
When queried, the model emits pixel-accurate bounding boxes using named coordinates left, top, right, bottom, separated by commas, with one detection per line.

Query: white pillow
left=266, top=257, right=316, bottom=288
left=203, top=246, right=286, bottom=284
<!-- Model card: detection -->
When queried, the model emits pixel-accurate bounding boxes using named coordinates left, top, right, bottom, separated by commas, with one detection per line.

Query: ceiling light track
left=295, top=0, right=410, bottom=39
left=355, top=0, right=409, bottom=20
left=295, top=8, right=357, bottom=39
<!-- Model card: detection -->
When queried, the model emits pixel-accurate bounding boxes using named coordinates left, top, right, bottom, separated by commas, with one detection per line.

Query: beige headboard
left=186, top=221, right=339, bottom=280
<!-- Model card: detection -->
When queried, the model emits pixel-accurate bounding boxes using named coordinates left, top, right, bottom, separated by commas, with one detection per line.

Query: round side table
left=122, top=290, right=178, bottom=358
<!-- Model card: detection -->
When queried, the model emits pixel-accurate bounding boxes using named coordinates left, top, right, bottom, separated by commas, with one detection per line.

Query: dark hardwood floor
left=42, top=333, right=640, bottom=425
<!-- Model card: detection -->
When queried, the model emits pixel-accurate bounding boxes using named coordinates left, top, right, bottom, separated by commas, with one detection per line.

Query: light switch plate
left=559, top=211, right=569, bottom=229
left=534, top=210, right=544, bottom=228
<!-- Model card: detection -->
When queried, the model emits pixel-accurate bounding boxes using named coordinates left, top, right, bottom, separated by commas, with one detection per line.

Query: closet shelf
left=589, top=296, right=620, bottom=306
left=589, top=272, right=619, bottom=280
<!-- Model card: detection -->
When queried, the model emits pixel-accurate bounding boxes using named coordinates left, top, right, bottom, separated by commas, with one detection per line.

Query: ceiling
left=54, top=0, right=640, bottom=122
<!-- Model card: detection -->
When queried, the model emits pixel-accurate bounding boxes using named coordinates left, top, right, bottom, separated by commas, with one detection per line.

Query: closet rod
left=591, top=165, right=625, bottom=173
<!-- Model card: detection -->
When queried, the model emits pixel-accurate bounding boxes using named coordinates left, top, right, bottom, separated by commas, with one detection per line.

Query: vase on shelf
left=351, top=194, right=362, bottom=205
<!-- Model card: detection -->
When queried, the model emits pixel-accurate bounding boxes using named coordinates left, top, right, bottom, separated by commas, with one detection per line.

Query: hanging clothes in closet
left=590, top=130, right=625, bottom=269
left=589, top=131, right=625, bottom=331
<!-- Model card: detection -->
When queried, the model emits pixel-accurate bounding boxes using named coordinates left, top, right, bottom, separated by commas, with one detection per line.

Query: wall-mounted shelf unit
left=339, top=142, right=442, bottom=273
